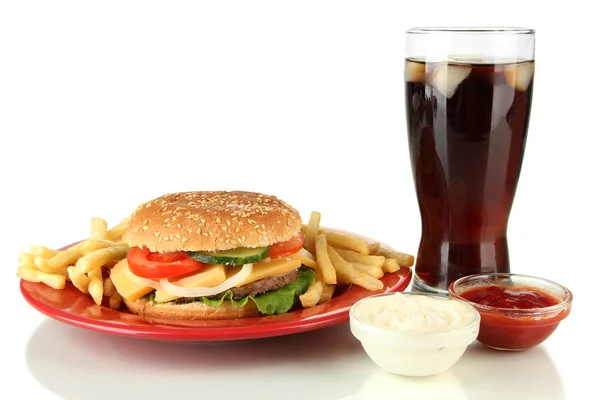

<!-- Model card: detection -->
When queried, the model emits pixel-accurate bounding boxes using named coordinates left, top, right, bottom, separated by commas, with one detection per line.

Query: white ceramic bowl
left=349, top=292, right=480, bottom=377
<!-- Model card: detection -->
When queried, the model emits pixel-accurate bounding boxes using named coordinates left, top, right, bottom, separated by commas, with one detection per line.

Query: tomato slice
left=127, top=247, right=204, bottom=279
left=268, top=233, right=305, bottom=258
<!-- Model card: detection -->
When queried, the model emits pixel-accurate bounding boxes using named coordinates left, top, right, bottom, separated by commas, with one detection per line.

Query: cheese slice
left=286, top=252, right=317, bottom=269
left=153, top=264, right=227, bottom=303
left=233, top=257, right=301, bottom=287
left=110, top=259, right=154, bottom=302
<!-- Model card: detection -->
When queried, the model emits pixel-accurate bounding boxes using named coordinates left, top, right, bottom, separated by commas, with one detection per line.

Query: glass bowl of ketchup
left=448, top=273, right=572, bottom=351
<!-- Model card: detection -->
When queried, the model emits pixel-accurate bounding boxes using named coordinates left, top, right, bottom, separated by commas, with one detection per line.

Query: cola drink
left=405, top=58, right=534, bottom=292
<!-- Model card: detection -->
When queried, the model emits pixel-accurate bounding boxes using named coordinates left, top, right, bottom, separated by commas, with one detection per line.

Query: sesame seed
left=143, top=220, right=148, bottom=225
left=154, top=231, right=160, bottom=237
left=235, top=227, right=241, bottom=233
left=142, top=226, right=149, bottom=231
left=196, top=229, right=202, bottom=234
left=169, top=234, right=174, bottom=240
left=202, top=232, right=209, bottom=237
left=218, top=238, right=224, bottom=242
left=177, top=224, right=182, bottom=228
left=216, top=217, right=221, bottom=223
left=182, top=238, right=189, bottom=243
left=221, top=226, right=227, bottom=231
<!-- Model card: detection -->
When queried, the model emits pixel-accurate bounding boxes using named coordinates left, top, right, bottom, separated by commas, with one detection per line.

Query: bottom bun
left=123, top=297, right=262, bottom=320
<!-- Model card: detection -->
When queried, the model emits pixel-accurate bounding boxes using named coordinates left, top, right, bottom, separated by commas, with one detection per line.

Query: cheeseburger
left=111, top=191, right=315, bottom=320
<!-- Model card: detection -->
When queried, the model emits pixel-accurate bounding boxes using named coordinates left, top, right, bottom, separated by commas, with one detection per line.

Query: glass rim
left=407, top=27, right=535, bottom=35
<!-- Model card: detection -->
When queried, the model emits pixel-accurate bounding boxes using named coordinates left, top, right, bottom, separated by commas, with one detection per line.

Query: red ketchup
left=461, top=286, right=564, bottom=350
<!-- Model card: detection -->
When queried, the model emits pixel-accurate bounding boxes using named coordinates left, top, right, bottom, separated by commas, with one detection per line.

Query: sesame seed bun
left=122, top=191, right=302, bottom=252
left=123, top=296, right=261, bottom=320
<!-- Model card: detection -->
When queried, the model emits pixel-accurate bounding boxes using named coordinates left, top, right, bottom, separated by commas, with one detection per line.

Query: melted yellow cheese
left=153, top=264, right=227, bottom=302
left=110, top=259, right=154, bottom=302
left=233, top=257, right=302, bottom=287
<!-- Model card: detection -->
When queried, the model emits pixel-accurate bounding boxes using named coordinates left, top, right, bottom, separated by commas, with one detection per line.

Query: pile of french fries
left=298, top=211, right=414, bottom=308
left=17, top=217, right=131, bottom=310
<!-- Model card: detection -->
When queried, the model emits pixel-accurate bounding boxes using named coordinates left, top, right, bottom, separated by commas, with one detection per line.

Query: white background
left=1, top=1, right=597, bottom=399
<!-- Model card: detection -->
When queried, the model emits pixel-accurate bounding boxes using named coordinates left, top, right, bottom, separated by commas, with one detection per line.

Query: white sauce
left=353, top=292, right=477, bottom=333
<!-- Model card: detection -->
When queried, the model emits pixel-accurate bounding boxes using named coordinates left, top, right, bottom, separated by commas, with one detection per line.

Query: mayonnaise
left=349, top=292, right=481, bottom=377
left=353, top=292, right=478, bottom=333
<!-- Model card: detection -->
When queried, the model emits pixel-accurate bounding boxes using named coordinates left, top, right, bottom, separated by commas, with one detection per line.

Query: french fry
left=286, top=252, right=317, bottom=269
left=109, top=292, right=123, bottom=309
left=336, top=249, right=385, bottom=267
left=29, top=246, right=59, bottom=259
left=87, top=268, right=104, bottom=305
left=17, top=266, right=67, bottom=290
left=91, top=217, right=108, bottom=240
left=47, top=243, right=83, bottom=269
left=381, top=258, right=401, bottom=273
left=315, top=234, right=337, bottom=284
left=327, top=246, right=384, bottom=291
left=319, top=284, right=336, bottom=304
left=376, top=248, right=415, bottom=267
left=368, top=242, right=380, bottom=255
left=107, top=218, right=130, bottom=241
left=18, top=252, right=36, bottom=268
left=350, top=262, right=384, bottom=279
left=79, top=238, right=121, bottom=255
left=300, top=280, right=324, bottom=308
left=323, top=231, right=370, bottom=255
left=304, top=211, right=321, bottom=255
left=103, top=276, right=116, bottom=297
left=76, top=246, right=129, bottom=273
left=34, top=256, right=69, bottom=277
left=67, top=266, right=90, bottom=294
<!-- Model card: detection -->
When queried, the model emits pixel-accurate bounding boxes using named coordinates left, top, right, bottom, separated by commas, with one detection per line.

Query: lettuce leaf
left=251, top=268, right=315, bottom=315
left=151, top=268, right=316, bottom=316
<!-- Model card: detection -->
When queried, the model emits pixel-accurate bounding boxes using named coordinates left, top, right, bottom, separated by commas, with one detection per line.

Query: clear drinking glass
left=405, top=27, right=535, bottom=294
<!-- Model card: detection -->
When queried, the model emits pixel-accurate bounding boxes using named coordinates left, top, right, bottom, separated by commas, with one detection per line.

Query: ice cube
left=504, top=62, right=534, bottom=91
left=404, top=60, right=426, bottom=83
left=430, top=65, right=471, bottom=99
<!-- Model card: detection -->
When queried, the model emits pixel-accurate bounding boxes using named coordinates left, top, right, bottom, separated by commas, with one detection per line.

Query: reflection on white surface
left=26, top=320, right=372, bottom=400
left=348, top=342, right=565, bottom=400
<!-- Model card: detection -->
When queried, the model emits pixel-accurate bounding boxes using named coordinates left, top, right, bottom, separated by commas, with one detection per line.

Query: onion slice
left=158, top=263, right=254, bottom=298
left=299, top=248, right=315, bottom=261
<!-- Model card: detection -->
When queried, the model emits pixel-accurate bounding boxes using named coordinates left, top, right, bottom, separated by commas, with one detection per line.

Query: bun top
left=122, top=191, right=302, bottom=253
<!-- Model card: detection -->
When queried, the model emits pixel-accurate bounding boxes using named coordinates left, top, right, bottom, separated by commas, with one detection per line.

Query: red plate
left=19, top=234, right=412, bottom=342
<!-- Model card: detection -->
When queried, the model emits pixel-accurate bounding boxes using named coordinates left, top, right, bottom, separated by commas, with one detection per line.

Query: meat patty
left=206, top=269, right=300, bottom=300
